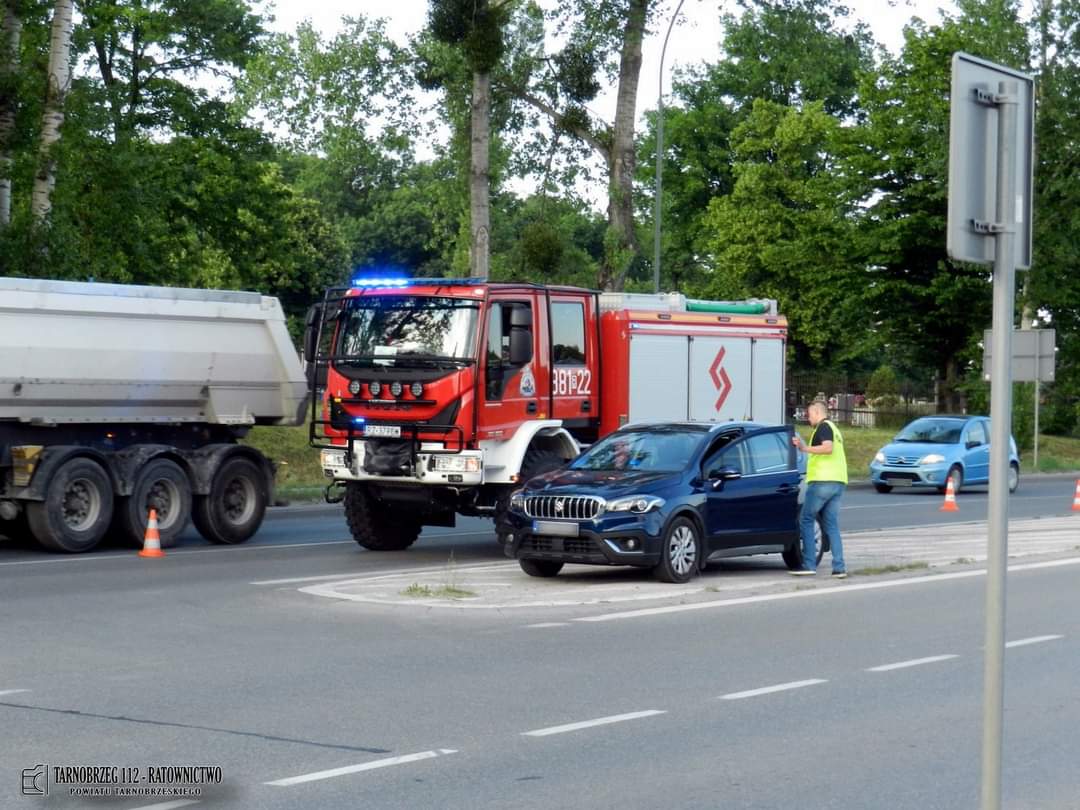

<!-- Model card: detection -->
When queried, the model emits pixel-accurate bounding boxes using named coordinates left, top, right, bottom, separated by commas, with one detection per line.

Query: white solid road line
left=867, top=654, right=960, bottom=672
left=0, top=689, right=29, bottom=697
left=575, top=557, right=1080, bottom=623
left=526, top=622, right=571, bottom=629
left=265, top=749, right=458, bottom=787
left=250, top=560, right=516, bottom=586
left=719, top=679, right=827, bottom=700
left=1005, top=634, right=1064, bottom=648
left=522, top=710, right=666, bottom=737
left=127, top=801, right=200, bottom=810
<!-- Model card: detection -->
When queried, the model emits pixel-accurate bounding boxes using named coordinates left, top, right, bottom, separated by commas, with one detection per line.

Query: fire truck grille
left=523, top=496, right=604, bottom=521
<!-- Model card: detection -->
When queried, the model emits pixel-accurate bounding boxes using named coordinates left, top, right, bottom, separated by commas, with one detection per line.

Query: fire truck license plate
left=532, top=520, right=579, bottom=538
left=365, top=425, right=401, bottom=438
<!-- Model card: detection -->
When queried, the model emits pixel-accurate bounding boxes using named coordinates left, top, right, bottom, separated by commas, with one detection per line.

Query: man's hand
left=792, top=435, right=805, bottom=452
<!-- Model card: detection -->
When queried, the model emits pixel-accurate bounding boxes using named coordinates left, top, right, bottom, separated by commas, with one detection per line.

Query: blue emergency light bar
left=349, top=276, right=487, bottom=289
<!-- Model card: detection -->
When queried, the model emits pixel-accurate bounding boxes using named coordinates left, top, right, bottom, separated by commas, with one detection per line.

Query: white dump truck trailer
left=0, top=277, right=307, bottom=552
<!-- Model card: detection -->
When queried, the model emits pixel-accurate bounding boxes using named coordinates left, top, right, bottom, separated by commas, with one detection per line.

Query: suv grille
left=524, top=495, right=604, bottom=520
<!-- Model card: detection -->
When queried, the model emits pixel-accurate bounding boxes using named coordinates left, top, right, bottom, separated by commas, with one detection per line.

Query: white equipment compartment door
left=629, top=335, right=689, bottom=422
left=750, top=337, right=785, bottom=424
left=689, top=336, right=752, bottom=422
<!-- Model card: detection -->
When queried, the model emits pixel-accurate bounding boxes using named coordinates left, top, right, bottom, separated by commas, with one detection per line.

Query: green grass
left=400, top=583, right=477, bottom=600
left=852, top=561, right=930, bottom=576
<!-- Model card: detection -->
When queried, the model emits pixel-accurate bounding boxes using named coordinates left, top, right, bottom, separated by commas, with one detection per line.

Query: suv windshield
left=570, top=429, right=702, bottom=473
left=336, top=296, right=479, bottom=368
left=895, top=418, right=965, bottom=444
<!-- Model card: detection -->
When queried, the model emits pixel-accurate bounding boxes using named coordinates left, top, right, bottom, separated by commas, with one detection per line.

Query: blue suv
left=505, top=422, right=807, bottom=583
left=869, top=415, right=1020, bottom=494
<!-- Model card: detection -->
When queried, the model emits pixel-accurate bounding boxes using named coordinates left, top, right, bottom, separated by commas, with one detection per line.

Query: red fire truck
left=305, top=278, right=787, bottom=550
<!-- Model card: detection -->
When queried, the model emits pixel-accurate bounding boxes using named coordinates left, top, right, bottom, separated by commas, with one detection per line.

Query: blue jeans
left=800, top=481, right=845, bottom=573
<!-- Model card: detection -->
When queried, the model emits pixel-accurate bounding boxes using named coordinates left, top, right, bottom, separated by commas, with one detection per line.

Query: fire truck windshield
left=336, top=296, right=479, bottom=368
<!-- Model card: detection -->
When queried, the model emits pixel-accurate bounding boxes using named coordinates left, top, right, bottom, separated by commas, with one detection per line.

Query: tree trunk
left=31, top=0, right=74, bottom=223
left=0, top=0, right=21, bottom=227
left=470, top=69, right=491, bottom=279
left=936, top=355, right=963, bottom=413
left=600, top=0, right=648, bottom=292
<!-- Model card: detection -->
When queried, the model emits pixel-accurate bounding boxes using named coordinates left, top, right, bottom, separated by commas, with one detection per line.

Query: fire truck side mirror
left=509, top=325, right=532, bottom=366
left=303, top=304, right=322, bottom=367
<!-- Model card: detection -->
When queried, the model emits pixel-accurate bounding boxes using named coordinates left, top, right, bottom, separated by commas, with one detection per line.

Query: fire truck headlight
left=390, top=381, right=404, bottom=397
left=433, top=455, right=481, bottom=473
left=410, top=381, right=424, bottom=398
left=348, top=380, right=361, bottom=396
left=606, top=496, right=665, bottom=514
left=369, top=381, right=382, bottom=397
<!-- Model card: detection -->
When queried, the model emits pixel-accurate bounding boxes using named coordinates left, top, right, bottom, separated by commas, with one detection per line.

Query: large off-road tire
left=494, top=447, right=566, bottom=544
left=116, top=459, right=192, bottom=549
left=344, top=483, right=422, bottom=551
left=192, top=457, right=267, bottom=545
left=783, top=512, right=825, bottom=571
left=27, top=457, right=114, bottom=553
left=653, top=517, right=701, bottom=584
left=519, top=558, right=564, bottom=578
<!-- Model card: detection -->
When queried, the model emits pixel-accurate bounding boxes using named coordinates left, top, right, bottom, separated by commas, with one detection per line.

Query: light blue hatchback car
left=869, top=415, right=1020, bottom=494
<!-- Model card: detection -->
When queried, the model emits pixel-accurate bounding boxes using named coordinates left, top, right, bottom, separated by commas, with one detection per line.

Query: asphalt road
left=1, top=475, right=1078, bottom=810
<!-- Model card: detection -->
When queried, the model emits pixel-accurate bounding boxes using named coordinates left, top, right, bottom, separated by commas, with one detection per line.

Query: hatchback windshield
left=337, top=296, right=479, bottom=368
left=570, top=429, right=702, bottom=473
left=894, top=418, right=965, bottom=444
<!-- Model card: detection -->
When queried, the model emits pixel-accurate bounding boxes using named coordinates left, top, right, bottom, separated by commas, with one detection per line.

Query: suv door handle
left=776, top=484, right=797, bottom=494
left=526, top=402, right=538, bottom=414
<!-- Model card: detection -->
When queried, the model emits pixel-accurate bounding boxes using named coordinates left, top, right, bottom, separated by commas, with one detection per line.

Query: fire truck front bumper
left=506, top=511, right=666, bottom=568
left=320, top=443, right=485, bottom=487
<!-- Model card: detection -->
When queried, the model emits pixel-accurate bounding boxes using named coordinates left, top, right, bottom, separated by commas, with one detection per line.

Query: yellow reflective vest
left=807, top=420, right=848, bottom=484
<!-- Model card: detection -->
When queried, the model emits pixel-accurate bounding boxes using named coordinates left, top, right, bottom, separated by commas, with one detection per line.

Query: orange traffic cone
left=940, top=477, right=960, bottom=513
left=138, top=508, right=166, bottom=558
left=1071, top=480, right=1080, bottom=512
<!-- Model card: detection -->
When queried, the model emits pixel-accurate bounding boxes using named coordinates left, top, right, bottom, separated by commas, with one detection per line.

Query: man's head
left=807, top=400, right=829, bottom=426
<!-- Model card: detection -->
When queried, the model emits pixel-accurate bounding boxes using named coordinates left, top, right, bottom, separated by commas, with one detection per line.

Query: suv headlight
left=874, top=451, right=885, bottom=463
left=606, top=495, right=665, bottom=514
left=509, top=489, right=526, bottom=511
left=920, top=454, right=946, bottom=465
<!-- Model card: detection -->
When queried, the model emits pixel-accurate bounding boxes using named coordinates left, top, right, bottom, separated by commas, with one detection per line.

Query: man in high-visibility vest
left=791, top=401, right=848, bottom=578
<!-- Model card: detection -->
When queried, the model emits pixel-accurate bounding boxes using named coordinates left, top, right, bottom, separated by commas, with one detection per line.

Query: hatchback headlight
left=874, top=451, right=885, bottom=463
left=920, top=454, right=946, bottom=465
left=606, top=495, right=665, bottom=514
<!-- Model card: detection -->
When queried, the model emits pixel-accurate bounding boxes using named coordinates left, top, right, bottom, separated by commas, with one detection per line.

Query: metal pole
left=1033, top=344, right=1040, bottom=470
left=653, top=0, right=685, bottom=294
left=981, top=79, right=1019, bottom=810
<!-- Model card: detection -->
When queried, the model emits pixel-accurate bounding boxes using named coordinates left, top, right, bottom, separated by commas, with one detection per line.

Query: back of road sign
left=947, top=52, right=1034, bottom=269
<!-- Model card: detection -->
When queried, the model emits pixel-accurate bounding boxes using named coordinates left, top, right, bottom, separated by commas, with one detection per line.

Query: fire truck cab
left=306, top=278, right=786, bottom=551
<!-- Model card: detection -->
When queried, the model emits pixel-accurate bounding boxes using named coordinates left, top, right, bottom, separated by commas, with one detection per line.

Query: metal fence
left=787, top=371, right=940, bottom=429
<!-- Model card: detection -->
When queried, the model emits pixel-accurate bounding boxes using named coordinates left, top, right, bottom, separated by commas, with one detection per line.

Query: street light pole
left=653, top=0, right=686, bottom=294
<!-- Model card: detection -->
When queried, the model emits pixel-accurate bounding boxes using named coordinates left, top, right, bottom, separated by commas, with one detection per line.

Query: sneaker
left=789, top=570, right=816, bottom=577
left=832, top=571, right=848, bottom=579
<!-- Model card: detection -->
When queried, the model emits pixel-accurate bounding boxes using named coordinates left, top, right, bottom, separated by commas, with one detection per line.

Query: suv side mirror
left=707, top=467, right=741, bottom=489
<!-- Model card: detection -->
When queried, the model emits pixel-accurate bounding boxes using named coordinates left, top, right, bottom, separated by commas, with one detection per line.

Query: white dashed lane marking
left=522, top=710, right=666, bottom=737
left=719, top=679, right=828, bottom=701
left=525, top=622, right=570, bottom=629
left=867, top=655, right=960, bottom=672
left=0, top=689, right=30, bottom=696
left=1005, top=634, right=1064, bottom=649
left=265, top=750, right=458, bottom=787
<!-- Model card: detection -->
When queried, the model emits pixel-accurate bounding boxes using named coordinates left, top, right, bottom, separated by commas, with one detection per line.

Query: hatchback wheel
left=938, top=465, right=963, bottom=495
left=653, top=517, right=700, bottom=584
left=1008, top=462, right=1019, bottom=494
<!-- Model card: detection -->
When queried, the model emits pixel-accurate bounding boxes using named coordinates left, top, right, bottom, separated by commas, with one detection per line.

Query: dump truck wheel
left=117, top=459, right=192, bottom=549
left=344, top=483, right=421, bottom=551
left=193, top=457, right=267, bottom=545
left=27, top=457, right=114, bottom=553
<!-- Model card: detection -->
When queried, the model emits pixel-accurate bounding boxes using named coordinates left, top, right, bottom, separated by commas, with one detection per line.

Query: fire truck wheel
left=193, top=457, right=267, bottom=545
left=494, top=447, right=566, bottom=544
left=116, top=459, right=192, bottom=549
left=344, top=483, right=421, bottom=551
left=27, top=457, right=114, bottom=553
left=519, top=558, right=564, bottom=578
left=653, top=517, right=701, bottom=584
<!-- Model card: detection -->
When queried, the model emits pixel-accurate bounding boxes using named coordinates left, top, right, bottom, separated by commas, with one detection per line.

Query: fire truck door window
left=485, top=301, right=532, bottom=401
left=552, top=302, right=586, bottom=365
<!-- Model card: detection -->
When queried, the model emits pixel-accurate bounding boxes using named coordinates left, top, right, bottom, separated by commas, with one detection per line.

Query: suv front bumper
left=506, top=511, right=666, bottom=567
